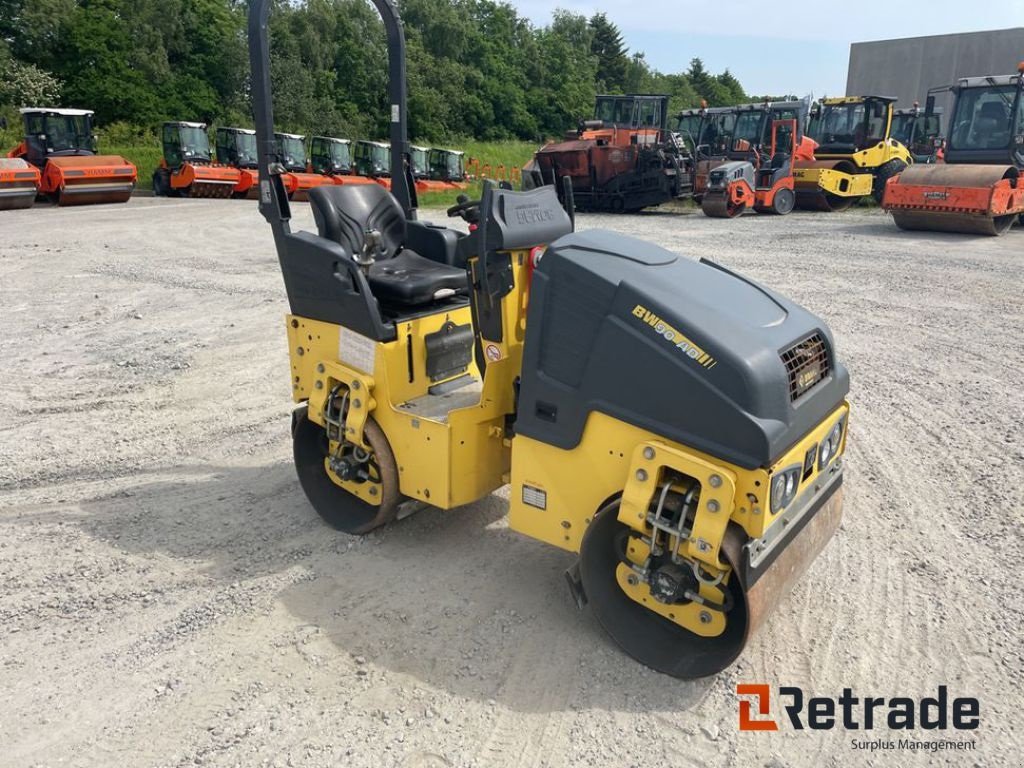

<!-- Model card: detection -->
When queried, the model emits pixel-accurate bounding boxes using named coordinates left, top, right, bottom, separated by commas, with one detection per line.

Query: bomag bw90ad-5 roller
left=249, top=0, right=851, bottom=678
left=882, top=66, right=1024, bottom=236
left=4, top=108, right=137, bottom=208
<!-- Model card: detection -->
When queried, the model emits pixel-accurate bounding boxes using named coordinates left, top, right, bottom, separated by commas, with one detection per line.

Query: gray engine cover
left=706, top=160, right=755, bottom=191
left=516, top=230, right=850, bottom=470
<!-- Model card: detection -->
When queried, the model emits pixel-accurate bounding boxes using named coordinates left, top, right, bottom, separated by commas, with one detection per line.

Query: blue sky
left=509, top=1, right=1023, bottom=98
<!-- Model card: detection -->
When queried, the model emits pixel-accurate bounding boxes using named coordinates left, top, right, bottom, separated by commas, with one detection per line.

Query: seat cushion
left=367, top=249, right=468, bottom=306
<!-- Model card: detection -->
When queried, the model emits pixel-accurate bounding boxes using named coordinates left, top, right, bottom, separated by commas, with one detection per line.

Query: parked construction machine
left=249, top=0, right=851, bottom=679
left=702, top=119, right=798, bottom=217
left=891, top=105, right=943, bottom=163
left=309, top=136, right=376, bottom=187
left=215, top=127, right=260, bottom=198
left=275, top=132, right=335, bottom=201
left=153, top=121, right=241, bottom=198
left=0, top=158, right=41, bottom=210
left=414, top=147, right=469, bottom=193
left=795, top=96, right=909, bottom=209
left=6, top=108, right=136, bottom=206
left=882, top=66, right=1024, bottom=235
left=353, top=139, right=392, bottom=188
left=522, top=94, right=689, bottom=212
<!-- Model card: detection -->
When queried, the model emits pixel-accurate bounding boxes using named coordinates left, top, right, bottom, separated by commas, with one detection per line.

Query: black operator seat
left=308, top=184, right=468, bottom=307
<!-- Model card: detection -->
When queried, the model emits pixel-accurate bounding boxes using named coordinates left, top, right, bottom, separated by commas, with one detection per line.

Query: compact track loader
left=154, top=121, right=241, bottom=198
left=795, top=96, right=909, bottom=209
left=882, top=67, right=1024, bottom=236
left=275, top=132, right=335, bottom=201
left=702, top=119, right=798, bottom=217
left=216, top=127, right=260, bottom=198
left=249, top=0, right=850, bottom=679
left=6, top=108, right=136, bottom=206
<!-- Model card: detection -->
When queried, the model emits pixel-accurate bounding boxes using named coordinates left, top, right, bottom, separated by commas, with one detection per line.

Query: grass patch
left=106, top=145, right=163, bottom=190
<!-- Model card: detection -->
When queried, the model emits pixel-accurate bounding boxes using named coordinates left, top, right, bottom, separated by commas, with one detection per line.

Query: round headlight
left=771, top=474, right=787, bottom=509
left=819, top=439, right=833, bottom=465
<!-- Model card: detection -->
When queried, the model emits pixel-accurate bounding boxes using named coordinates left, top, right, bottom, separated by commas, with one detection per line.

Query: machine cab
left=809, top=96, right=896, bottom=154
left=427, top=148, right=465, bottom=182
left=943, top=72, right=1024, bottom=166
left=19, top=108, right=98, bottom=164
left=410, top=145, right=429, bottom=179
left=891, top=106, right=943, bottom=161
left=586, top=94, right=669, bottom=146
left=354, top=140, right=391, bottom=178
left=216, top=127, right=258, bottom=168
left=274, top=132, right=308, bottom=173
left=310, top=136, right=353, bottom=175
left=162, top=121, right=212, bottom=168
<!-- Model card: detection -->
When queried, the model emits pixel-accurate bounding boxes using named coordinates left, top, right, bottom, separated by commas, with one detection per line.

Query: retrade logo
left=737, top=684, right=778, bottom=731
left=736, top=684, right=980, bottom=732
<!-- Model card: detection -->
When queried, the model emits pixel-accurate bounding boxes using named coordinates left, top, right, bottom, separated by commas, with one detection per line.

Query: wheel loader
left=249, top=0, right=851, bottom=679
left=882, top=65, right=1024, bottom=235
left=309, top=136, right=378, bottom=188
left=795, top=96, right=910, bottom=209
left=153, top=121, right=242, bottom=198
left=702, top=119, right=798, bottom=218
left=215, top=127, right=260, bottom=198
left=6, top=108, right=136, bottom=206
left=275, top=132, right=336, bottom=201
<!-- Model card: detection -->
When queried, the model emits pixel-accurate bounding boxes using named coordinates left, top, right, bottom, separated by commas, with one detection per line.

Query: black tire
left=872, top=158, right=908, bottom=203
left=771, top=187, right=796, bottom=215
left=578, top=501, right=748, bottom=679
left=152, top=168, right=171, bottom=197
left=292, top=405, right=400, bottom=534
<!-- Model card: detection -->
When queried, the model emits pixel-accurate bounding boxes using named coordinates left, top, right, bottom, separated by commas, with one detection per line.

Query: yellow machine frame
left=814, top=96, right=913, bottom=170
left=286, top=240, right=850, bottom=638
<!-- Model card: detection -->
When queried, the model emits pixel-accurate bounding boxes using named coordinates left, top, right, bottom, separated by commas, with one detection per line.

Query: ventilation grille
left=781, top=333, right=830, bottom=402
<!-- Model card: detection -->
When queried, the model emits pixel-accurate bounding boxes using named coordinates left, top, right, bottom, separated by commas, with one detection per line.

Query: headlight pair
left=818, top=418, right=845, bottom=470
left=770, top=465, right=801, bottom=514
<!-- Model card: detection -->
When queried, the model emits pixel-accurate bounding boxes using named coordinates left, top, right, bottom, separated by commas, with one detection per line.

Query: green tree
left=589, top=13, right=628, bottom=92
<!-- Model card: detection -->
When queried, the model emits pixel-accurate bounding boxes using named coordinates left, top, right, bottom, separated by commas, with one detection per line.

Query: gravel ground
left=1, top=198, right=1021, bottom=768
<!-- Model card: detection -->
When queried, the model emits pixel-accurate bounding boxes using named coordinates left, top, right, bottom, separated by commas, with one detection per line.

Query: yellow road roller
left=249, top=0, right=851, bottom=679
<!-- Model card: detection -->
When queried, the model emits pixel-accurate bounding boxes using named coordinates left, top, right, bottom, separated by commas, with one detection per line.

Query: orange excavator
left=882, top=65, right=1024, bottom=235
left=701, top=118, right=800, bottom=217
left=276, top=132, right=335, bottom=201
left=6, top=108, right=136, bottom=206
left=215, top=126, right=260, bottom=198
left=153, top=121, right=241, bottom=198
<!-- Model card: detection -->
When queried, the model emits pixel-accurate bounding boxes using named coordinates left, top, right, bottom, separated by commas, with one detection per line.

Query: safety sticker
left=339, top=328, right=376, bottom=373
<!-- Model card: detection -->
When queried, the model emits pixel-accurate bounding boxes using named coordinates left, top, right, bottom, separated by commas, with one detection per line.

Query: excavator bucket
left=172, top=163, right=242, bottom=198
left=41, top=155, right=137, bottom=206
left=0, top=158, right=40, bottom=210
left=882, top=164, right=1024, bottom=236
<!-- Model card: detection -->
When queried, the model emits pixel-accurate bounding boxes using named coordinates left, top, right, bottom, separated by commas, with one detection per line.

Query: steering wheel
left=447, top=194, right=481, bottom=223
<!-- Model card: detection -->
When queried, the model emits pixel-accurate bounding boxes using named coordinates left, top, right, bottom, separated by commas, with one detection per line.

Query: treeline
left=0, top=0, right=749, bottom=142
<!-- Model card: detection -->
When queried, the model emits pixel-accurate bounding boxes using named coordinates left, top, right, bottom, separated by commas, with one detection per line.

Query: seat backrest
left=309, top=184, right=406, bottom=260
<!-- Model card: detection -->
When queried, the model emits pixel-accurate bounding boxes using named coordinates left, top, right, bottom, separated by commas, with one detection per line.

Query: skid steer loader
left=249, top=0, right=851, bottom=679
left=6, top=108, right=136, bottom=206
left=153, top=121, right=241, bottom=198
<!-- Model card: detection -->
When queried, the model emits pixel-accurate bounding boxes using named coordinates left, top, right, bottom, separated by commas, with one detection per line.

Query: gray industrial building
left=846, top=28, right=1024, bottom=114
